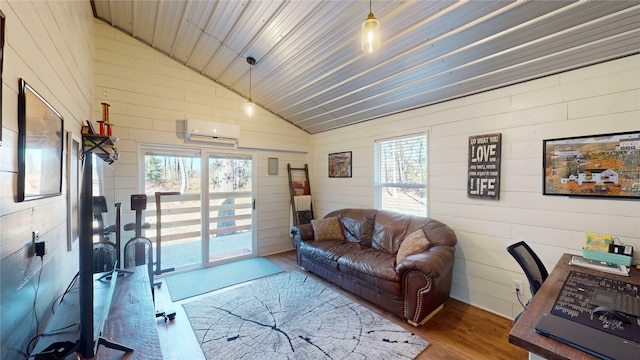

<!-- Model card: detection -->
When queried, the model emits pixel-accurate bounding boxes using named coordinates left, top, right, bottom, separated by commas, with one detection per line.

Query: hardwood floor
left=154, top=250, right=528, bottom=359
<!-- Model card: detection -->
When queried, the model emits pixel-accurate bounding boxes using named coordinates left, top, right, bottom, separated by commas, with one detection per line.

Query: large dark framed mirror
left=17, top=79, right=64, bottom=201
left=1, top=10, right=5, bottom=146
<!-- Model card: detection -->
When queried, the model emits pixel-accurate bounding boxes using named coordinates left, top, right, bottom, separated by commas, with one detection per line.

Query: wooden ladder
left=287, top=163, right=314, bottom=226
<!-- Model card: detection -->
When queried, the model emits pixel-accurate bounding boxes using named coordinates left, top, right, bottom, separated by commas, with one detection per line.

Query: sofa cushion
left=299, top=240, right=362, bottom=271
left=325, top=209, right=376, bottom=246
left=298, top=240, right=363, bottom=263
left=371, top=211, right=427, bottom=253
left=337, top=248, right=400, bottom=283
left=396, top=228, right=430, bottom=263
left=311, top=217, right=345, bottom=241
left=336, top=249, right=402, bottom=298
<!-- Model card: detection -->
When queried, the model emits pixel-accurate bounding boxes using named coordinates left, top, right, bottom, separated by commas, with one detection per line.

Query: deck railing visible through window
left=131, top=191, right=252, bottom=269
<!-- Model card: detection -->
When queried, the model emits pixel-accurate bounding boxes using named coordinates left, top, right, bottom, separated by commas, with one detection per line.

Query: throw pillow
left=311, top=217, right=345, bottom=241
left=396, top=228, right=430, bottom=263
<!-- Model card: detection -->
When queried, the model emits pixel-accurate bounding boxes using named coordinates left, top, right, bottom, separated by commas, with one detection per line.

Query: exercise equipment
left=92, top=196, right=117, bottom=273
left=155, top=309, right=176, bottom=322
left=123, top=194, right=176, bottom=322
left=123, top=194, right=154, bottom=289
left=153, top=192, right=179, bottom=277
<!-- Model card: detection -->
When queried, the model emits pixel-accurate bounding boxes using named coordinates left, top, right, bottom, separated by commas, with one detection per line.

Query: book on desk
left=570, top=255, right=630, bottom=276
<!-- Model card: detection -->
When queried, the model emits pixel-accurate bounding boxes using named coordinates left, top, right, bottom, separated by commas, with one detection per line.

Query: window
left=374, top=134, right=427, bottom=216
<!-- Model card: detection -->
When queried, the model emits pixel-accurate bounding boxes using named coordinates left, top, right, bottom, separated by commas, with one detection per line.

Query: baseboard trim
left=407, top=303, right=444, bottom=327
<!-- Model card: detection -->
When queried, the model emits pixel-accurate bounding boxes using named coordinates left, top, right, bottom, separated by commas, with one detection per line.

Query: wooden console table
left=509, top=253, right=640, bottom=360
left=31, top=265, right=161, bottom=359
left=98, top=265, right=162, bottom=359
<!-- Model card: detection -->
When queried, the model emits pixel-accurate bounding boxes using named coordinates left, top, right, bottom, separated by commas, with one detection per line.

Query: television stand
left=30, top=265, right=161, bottom=359
left=97, top=265, right=162, bottom=359
left=96, top=336, right=133, bottom=353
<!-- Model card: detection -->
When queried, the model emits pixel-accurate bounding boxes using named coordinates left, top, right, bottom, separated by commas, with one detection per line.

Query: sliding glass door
left=143, top=149, right=202, bottom=271
left=206, top=153, right=253, bottom=263
left=142, top=147, right=254, bottom=272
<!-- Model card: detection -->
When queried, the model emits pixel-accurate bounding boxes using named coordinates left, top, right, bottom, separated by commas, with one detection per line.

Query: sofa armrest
left=395, top=245, right=455, bottom=279
left=398, top=245, right=455, bottom=325
left=291, top=223, right=314, bottom=245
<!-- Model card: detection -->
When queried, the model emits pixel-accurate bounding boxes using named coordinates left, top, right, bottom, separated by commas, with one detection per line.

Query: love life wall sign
left=468, top=133, right=501, bottom=200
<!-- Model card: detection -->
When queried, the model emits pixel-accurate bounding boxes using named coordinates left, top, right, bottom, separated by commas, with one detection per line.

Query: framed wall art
left=0, top=10, right=5, bottom=146
left=328, top=151, right=352, bottom=178
left=17, top=78, right=64, bottom=201
left=467, top=133, right=501, bottom=200
left=67, top=132, right=81, bottom=250
left=268, top=157, right=278, bottom=175
left=543, top=131, right=640, bottom=199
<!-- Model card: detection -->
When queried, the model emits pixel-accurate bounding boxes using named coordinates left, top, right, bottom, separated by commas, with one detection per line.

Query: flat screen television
left=77, top=151, right=132, bottom=357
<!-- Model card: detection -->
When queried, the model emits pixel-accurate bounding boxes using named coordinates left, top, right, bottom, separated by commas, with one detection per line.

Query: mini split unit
left=184, top=119, right=240, bottom=147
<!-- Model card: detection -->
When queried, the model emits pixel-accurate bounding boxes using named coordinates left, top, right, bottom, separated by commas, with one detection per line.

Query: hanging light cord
left=246, top=57, right=256, bottom=102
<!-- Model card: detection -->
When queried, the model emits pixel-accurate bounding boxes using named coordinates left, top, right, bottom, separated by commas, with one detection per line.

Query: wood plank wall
left=0, top=1, right=94, bottom=357
left=309, top=54, right=640, bottom=320
left=2, top=7, right=636, bottom=359
left=93, top=20, right=312, bottom=257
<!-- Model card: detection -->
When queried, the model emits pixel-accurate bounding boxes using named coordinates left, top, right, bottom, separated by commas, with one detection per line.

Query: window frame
left=374, top=132, right=428, bottom=216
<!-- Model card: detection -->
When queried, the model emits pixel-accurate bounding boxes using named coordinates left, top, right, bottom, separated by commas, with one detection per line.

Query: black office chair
left=507, top=241, right=549, bottom=297
left=507, top=241, right=549, bottom=321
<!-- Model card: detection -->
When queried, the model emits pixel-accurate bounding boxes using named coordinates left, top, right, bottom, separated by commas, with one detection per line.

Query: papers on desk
left=570, top=255, right=630, bottom=276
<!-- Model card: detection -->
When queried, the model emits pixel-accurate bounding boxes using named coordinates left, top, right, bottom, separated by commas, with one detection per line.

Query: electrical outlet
left=35, top=241, right=46, bottom=257
left=512, top=279, right=524, bottom=294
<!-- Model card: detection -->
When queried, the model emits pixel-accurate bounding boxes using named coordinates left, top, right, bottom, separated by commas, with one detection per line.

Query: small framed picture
left=328, top=151, right=352, bottom=178
left=268, top=157, right=278, bottom=175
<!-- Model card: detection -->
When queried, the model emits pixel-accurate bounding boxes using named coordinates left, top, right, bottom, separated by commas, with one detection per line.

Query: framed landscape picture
left=17, top=79, right=64, bottom=201
left=67, top=132, right=81, bottom=250
left=0, top=10, right=5, bottom=146
left=543, top=131, right=640, bottom=199
left=328, top=151, right=352, bottom=178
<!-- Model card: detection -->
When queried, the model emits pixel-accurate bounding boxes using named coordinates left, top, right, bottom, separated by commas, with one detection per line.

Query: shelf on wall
left=83, top=134, right=119, bottom=164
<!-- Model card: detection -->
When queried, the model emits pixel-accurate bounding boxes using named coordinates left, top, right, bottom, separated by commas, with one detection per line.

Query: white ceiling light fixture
left=361, top=0, right=380, bottom=53
left=246, top=56, right=256, bottom=117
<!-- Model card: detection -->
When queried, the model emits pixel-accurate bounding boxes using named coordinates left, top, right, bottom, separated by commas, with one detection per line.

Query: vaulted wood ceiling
left=91, top=0, right=640, bottom=134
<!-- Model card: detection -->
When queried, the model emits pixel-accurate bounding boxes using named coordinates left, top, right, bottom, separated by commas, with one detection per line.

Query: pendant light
left=246, top=56, right=256, bottom=117
left=361, top=0, right=380, bottom=53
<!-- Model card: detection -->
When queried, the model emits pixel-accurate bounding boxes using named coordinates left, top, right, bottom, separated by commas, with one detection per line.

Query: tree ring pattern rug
left=183, top=271, right=429, bottom=359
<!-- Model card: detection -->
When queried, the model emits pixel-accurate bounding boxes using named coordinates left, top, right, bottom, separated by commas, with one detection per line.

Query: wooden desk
left=509, top=253, right=640, bottom=360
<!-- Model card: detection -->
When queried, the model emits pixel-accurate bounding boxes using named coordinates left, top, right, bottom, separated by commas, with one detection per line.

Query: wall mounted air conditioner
left=184, top=119, right=240, bottom=147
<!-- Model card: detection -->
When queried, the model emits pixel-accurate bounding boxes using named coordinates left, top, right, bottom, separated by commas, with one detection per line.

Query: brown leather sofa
left=291, top=208, right=457, bottom=326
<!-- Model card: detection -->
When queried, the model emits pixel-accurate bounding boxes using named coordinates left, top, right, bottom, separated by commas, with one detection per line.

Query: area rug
left=183, top=271, right=429, bottom=359
left=165, top=257, right=283, bottom=301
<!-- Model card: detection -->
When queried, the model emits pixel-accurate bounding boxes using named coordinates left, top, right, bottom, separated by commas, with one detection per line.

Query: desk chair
left=507, top=241, right=549, bottom=321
